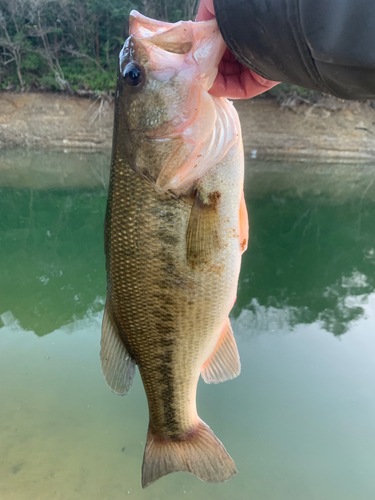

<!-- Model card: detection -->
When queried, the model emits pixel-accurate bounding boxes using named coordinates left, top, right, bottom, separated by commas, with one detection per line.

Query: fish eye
left=123, top=62, right=144, bottom=87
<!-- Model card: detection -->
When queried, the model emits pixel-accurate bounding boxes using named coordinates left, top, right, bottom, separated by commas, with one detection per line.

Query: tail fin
left=142, top=419, right=237, bottom=488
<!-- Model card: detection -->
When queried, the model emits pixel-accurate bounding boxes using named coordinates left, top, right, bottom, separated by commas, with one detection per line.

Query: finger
left=196, top=0, right=215, bottom=21
left=251, top=71, right=279, bottom=87
left=221, top=48, right=238, bottom=63
left=219, top=60, right=242, bottom=76
left=240, top=70, right=279, bottom=98
left=210, top=70, right=279, bottom=99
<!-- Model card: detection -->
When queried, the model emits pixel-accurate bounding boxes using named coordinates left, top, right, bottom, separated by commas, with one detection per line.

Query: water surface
left=1, top=151, right=375, bottom=500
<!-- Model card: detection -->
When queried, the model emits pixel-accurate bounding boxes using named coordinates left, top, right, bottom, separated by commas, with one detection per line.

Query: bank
left=1, top=92, right=375, bottom=161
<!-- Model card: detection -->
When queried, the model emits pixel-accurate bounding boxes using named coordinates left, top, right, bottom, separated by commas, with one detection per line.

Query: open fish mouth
left=117, top=11, right=236, bottom=194
left=127, top=10, right=226, bottom=91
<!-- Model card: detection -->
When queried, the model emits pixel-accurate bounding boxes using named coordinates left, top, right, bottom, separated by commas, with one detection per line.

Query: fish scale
left=105, top=145, right=242, bottom=436
left=109, top=163, right=191, bottom=432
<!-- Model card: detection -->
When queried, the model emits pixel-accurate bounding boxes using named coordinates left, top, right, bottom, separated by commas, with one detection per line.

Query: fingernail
left=254, top=74, right=279, bottom=86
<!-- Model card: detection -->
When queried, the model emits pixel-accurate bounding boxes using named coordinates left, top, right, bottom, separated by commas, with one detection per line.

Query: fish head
left=115, top=10, right=230, bottom=193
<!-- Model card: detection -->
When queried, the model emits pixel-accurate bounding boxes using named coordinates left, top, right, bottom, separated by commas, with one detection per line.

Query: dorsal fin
left=201, top=318, right=241, bottom=384
left=100, top=302, right=136, bottom=395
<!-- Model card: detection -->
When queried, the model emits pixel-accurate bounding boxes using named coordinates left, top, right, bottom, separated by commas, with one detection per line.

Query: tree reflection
left=0, top=188, right=107, bottom=336
left=1, top=175, right=375, bottom=337
left=234, top=192, right=375, bottom=335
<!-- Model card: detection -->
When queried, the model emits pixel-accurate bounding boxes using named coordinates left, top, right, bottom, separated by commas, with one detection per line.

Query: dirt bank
left=1, top=92, right=375, bottom=160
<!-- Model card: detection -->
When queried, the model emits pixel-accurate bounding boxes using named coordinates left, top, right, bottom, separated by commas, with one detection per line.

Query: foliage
left=0, top=0, right=199, bottom=93
left=0, top=0, right=304, bottom=99
left=263, top=82, right=321, bottom=104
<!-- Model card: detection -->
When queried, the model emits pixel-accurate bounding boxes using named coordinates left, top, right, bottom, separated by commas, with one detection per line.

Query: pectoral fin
left=186, top=190, right=221, bottom=268
left=239, top=191, right=249, bottom=254
left=201, top=318, right=241, bottom=384
left=100, top=302, right=136, bottom=395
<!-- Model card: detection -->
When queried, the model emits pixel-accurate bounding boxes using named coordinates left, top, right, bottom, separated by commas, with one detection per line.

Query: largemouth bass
left=101, top=10, right=249, bottom=488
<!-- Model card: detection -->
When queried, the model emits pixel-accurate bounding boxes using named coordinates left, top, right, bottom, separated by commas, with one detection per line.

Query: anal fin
left=201, top=318, right=241, bottom=384
left=100, top=302, right=136, bottom=395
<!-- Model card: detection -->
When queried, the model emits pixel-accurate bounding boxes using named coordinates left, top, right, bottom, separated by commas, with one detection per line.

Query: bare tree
left=26, top=0, right=70, bottom=90
left=0, top=9, right=25, bottom=89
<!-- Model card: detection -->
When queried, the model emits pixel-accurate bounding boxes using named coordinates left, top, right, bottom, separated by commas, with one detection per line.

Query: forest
left=0, top=0, right=312, bottom=100
left=0, top=0, right=200, bottom=93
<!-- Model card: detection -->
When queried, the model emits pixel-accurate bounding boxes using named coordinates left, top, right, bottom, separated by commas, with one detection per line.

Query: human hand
left=196, top=0, right=279, bottom=99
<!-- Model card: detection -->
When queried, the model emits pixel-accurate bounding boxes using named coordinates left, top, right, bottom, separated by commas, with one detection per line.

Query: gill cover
left=122, top=11, right=240, bottom=194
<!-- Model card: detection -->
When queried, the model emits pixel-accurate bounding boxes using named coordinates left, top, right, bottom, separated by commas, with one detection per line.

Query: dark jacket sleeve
left=214, top=0, right=375, bottom=100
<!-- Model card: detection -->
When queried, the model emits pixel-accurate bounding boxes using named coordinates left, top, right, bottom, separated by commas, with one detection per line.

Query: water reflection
left=2, top=156, right=375, bottom=500
left=1, top=161, right=375, bottom=337
left=235, top=182, right=375, bottom=335
left=0, top=149, right=110, bottom=189
left=0, top=188, right=107, bottom=335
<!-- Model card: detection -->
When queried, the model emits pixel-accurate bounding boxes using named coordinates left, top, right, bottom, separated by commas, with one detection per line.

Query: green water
left=1, top=151, right=375, bottom=500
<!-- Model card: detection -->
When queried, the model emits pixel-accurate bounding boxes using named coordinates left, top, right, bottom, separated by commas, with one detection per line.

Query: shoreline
left=2, top=147, right=375, bottom=202
left=0, top=91, right=375, bottom=160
